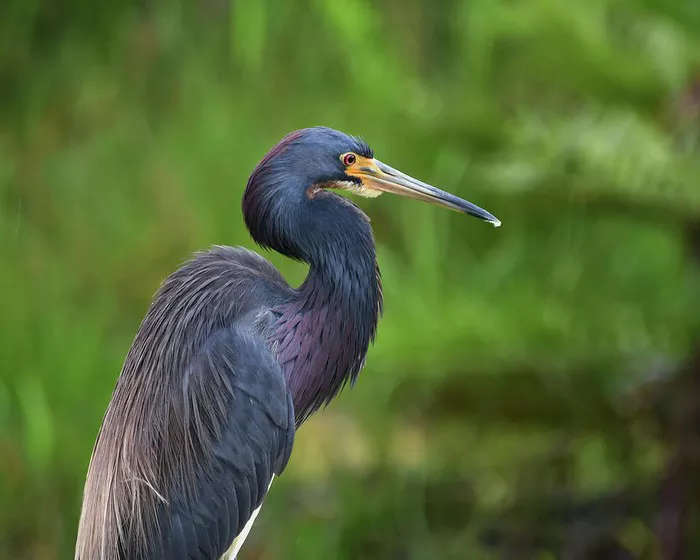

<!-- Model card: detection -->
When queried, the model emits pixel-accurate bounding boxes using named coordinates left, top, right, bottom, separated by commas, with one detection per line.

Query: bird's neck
left=271, top=220, right=383, bottom=426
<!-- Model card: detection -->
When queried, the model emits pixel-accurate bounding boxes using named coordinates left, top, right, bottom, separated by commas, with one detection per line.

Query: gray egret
left=75, top=127, right=500, bottom=560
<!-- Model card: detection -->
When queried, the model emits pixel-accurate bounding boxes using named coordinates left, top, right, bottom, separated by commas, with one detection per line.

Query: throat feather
left=272, top=261, right=381, bottom=426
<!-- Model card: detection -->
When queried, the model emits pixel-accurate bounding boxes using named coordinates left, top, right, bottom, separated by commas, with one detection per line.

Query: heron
left=75, top=126, right=500, bottom=560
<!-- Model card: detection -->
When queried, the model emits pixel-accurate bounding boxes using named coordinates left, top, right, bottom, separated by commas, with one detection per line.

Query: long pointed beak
left=348, top=158, right=501, bottom=227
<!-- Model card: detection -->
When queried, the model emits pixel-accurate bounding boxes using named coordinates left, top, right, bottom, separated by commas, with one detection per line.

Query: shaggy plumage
left=75, top=127, right=383, bottom=559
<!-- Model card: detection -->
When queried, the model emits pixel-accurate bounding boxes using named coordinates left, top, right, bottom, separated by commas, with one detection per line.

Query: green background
left=2, top=0, right=700, bottom=558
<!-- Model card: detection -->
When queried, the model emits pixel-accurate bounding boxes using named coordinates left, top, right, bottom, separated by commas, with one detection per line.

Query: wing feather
left=75, top=247, right=296, bottom=560
left=155, top=328, right=294, bottom=559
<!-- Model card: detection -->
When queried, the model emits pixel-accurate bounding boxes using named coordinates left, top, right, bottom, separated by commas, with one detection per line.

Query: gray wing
left=150, top=327, right=295, bottom=560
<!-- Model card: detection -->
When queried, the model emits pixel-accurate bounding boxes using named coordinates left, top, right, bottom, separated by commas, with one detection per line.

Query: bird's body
left=75, top=127, right=499, bottom=559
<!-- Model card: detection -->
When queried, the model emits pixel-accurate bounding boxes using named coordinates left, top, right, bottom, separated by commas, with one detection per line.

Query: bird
left=74, top=126, right=500, bottom=560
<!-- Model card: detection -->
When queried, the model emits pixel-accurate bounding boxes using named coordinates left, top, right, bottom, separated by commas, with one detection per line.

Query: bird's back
left=76, top=246, right=296, bottom=560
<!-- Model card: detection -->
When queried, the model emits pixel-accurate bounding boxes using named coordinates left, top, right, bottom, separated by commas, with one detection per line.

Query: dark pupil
left=345, top=154, right=356, bottom=165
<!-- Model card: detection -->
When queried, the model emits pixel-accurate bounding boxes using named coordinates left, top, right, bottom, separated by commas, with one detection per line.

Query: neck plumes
left=271, top=206, right=383, bottom=426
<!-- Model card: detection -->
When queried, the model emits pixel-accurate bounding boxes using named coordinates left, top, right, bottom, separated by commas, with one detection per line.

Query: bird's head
left=243, top=127, right=499, bottom=260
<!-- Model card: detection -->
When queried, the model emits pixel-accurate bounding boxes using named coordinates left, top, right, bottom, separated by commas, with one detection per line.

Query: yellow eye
left=342, top=153, right=357, bottom=166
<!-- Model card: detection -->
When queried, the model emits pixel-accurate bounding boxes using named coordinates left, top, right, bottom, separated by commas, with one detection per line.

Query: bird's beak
left=345, top=156, right=501, bottom=227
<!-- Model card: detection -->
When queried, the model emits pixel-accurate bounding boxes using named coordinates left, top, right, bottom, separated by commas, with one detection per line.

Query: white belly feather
left=220, top=477, right=274, bottom=560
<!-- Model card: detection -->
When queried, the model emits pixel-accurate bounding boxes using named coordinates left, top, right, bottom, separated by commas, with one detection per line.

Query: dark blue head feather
left=243, top=127, right=373, bottom=262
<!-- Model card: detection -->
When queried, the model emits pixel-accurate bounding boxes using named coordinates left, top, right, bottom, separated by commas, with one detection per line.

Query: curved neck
left=271, top=197, right=383, bottom=426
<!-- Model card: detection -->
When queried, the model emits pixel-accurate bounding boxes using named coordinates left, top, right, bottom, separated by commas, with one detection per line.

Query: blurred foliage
left=2, top=0, right=700, bottom=558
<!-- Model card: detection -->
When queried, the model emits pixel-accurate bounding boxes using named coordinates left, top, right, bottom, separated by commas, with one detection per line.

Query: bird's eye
left=342, top=153, right=357, bottom=166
